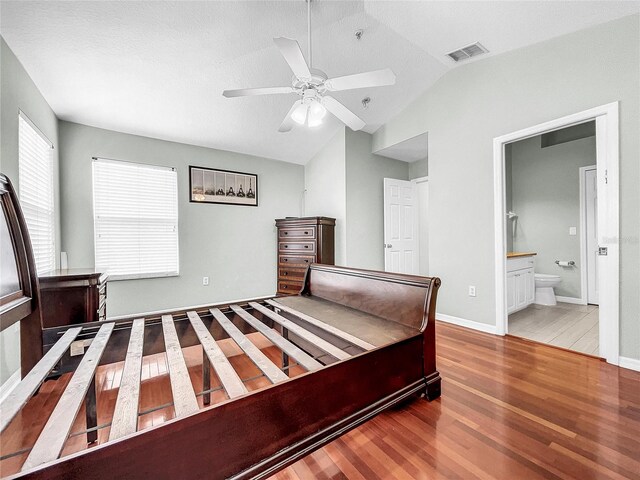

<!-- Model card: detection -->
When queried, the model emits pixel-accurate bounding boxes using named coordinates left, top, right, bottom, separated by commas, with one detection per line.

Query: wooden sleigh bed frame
left=0, top=173, right=441, bottom=480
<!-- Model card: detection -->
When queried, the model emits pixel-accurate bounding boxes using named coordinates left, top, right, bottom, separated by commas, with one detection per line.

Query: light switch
left=569, top=227, right=577, bottom=236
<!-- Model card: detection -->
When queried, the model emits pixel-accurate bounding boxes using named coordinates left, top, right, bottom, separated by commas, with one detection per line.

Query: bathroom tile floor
left=508, top=302, right=599, bottom=356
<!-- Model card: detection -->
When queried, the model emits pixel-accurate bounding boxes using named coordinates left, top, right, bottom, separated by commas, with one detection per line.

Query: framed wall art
left=189, top=166, right=258, bottom=206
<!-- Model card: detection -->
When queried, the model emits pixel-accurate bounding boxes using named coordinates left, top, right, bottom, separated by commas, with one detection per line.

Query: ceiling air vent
left=446, top=42, right=488, bottom=62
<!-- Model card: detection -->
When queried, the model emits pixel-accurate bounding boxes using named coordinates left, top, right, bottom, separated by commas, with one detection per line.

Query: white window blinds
left=92, top=158, right=179, bottom=280
left=18, top=113, right=55, bottom=274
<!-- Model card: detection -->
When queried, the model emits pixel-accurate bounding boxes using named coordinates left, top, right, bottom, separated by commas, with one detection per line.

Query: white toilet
left=534, top=274, right=562, bottom=306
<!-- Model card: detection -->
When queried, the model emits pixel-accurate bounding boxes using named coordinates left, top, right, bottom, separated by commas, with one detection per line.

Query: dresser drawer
left=278, top=280, right=303, bottom=294
left=278, top=226, right=316, bottom=240
left=278, top=267, right=307, bottom=280
left=279, top=241, right=316, bottom=254
left=279, top=255, right=315, bottom=266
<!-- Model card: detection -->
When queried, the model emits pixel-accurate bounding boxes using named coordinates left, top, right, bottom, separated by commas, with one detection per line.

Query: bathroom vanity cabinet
left=507, top=255, right=535, bottom=314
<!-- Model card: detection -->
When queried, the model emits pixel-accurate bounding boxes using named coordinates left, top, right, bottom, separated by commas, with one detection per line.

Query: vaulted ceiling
left=1, top=1, right=637, bottom=164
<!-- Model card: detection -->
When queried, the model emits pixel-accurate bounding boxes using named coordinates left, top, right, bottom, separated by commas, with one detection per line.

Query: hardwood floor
left=2, top=322, right=639, bottom=479
left=509, top=302, right=599, bottom=356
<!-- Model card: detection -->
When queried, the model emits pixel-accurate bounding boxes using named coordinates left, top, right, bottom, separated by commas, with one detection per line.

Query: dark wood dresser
left=275, top=216, right=335, bottom=295
left=38, top=269, right=108, bottom=328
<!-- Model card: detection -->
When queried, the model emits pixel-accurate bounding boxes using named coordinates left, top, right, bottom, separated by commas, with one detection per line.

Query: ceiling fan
left=222, top=0, right=396, bottom=133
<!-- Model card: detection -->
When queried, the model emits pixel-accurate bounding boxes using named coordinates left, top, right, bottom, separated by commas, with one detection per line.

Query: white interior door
left=383, top=178, right=419, bottom=274
left=585, top=167, right=599, bottom=305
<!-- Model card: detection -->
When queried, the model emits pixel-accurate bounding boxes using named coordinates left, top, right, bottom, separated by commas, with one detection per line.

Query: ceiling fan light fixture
left=291, top=101, right=308, bottom=125
left=307, top=100, right=326, bottom=127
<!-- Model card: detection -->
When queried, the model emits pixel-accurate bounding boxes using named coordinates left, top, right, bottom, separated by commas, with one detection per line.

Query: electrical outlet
left=468, top=286, right=476, bottom=297
left=569, top=226, right=577, bottom=236
left=202, top=276, right=209, bottom=286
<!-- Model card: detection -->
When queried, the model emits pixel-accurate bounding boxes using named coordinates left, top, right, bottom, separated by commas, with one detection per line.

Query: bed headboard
left=0, top=173, right=43, bottom=377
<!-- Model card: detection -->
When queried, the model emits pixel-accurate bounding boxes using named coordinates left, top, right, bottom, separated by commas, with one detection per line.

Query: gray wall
left=59, top=121, right=304, bottom=317
left=345, top=130, right=408, bottom=270
left=372, top=15, right=640, bottom=360
left=408, top=157, right=428, bottom=180
left=509, top=135, right=596, bottom=299
left=0, top=37, right=60, bottom=385
left=304, top=128, right=409, bottom=270
left=304, top=128, right=347, bottom=265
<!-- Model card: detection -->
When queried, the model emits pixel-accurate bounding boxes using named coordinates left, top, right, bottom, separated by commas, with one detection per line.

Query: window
left=18, top=112, right=55, bottom=274
left=92, top=158, right=179, bottom=280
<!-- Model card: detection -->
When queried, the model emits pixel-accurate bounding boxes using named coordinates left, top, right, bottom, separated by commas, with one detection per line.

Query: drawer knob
left=283, top=272, right=288, bottom=276
left=284, top=245, right=288, bottom=248
left=284, top=232, right=288, bottom=235
left=304, top=245, right=309, bottom=249
left=304, top=231, right=309, bottom=235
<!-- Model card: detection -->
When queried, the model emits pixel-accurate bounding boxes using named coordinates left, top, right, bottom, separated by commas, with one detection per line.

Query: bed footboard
left=299, top=264, right=441, bottom=400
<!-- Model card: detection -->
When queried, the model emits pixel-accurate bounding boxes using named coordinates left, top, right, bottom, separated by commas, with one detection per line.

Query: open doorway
left=504, top=122, right=599, bottom=355
left=493, top=103, right=619, bottom=365
left=375, top=133, right=428, bottom=276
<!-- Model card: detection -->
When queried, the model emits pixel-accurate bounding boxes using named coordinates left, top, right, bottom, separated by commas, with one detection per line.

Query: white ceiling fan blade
left=325, top=68, right=396, bottom=92
left=273, top=37, right=312, bottom=80
left=278, top=102, right=301, bottom=133
left=323, top=96, right=366, bottom=131
left=223, top=86, right=295, bottom=98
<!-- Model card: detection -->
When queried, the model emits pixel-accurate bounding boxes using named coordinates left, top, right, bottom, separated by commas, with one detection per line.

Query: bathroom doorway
left=493, top=103, right=619, bottom=365
left=504, top=123, right=599, bottom=355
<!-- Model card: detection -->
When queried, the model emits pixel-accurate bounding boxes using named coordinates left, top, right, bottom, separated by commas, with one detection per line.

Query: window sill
left=106, top=272, right=179, bottom=282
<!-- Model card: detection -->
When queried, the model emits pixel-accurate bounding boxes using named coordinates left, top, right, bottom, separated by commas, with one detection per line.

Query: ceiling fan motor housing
left=293, top=68, right=328, bottom=91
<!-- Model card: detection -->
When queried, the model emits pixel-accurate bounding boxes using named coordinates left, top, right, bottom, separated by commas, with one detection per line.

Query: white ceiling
left=375, top=132, right=428, bottom=163
left=1, top=1, right=638, bottom=165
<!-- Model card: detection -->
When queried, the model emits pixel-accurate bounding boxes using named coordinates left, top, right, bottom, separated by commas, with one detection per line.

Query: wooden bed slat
left=109, top=318, right=145, bottom=441
left=22, top=322, right=114, bottom=471
left=266, top=299, right=376, bottom=351
left=161, top=314, right=199, bottom=418
left=249, top=302, right=351, bottom=361
left=187, top=311, right=248, bottom=399
left=227, top=305, right=323, bottom=372
left=210, top=308, right=290, bottom=383
left=0, top=326, right=82, bottom=433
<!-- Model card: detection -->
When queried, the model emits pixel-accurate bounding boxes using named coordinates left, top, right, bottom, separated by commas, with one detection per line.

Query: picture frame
left=189, top=166, right=258, bottom=207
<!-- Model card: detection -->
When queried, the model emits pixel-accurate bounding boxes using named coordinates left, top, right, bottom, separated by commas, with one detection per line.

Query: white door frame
left=579, top=165, right=597, bottom=306
left=412, top=176, right=429, bottom=276
left=493, top=102, right=619, bottom=365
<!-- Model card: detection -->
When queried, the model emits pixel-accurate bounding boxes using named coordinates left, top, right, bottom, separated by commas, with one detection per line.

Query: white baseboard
left=556, top=296, right=587, bottom=305
left=436, top=313, right=497, bottom=335
left=619, top=356, right=640, bottom=372
left=0, top=369, right=21, bottom=403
